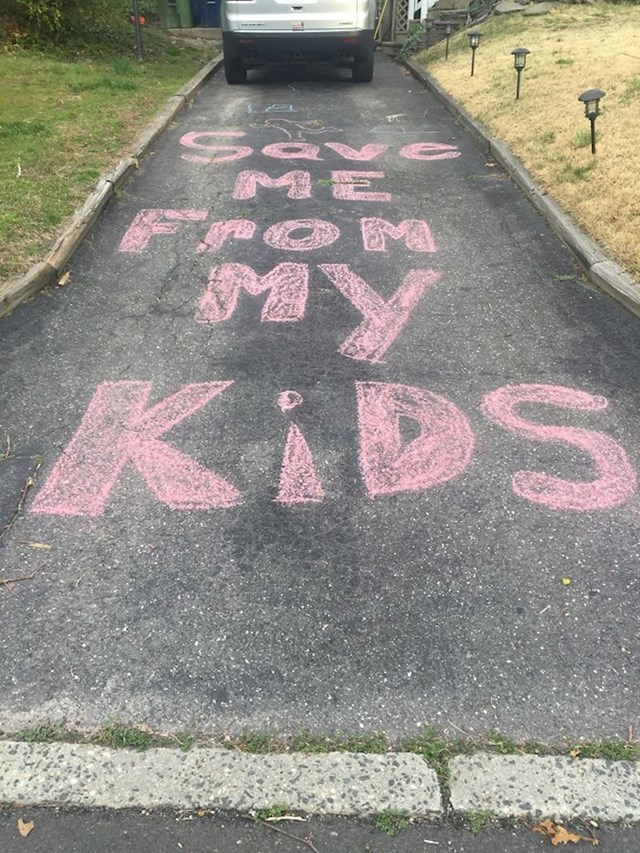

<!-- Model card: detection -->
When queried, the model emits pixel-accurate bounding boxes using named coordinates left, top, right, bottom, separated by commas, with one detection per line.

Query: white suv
left=221, top=0, right=376, bottom=83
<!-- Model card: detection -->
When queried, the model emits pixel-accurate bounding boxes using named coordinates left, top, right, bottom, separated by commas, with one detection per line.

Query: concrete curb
left=2, top=742, right=640, bottom=822
left=0, top=54, right=223, bottom=320
left=405, top=58, right=640, bottom=320
left=0, top=743, right=441, bottom=816
left=449, top=753, right=640, bottom=822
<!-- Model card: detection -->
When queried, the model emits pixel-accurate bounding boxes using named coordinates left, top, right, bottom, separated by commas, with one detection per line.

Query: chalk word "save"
left=179, top=133, right=461, bottom=164
left=30, top=382, right=636, bottom=518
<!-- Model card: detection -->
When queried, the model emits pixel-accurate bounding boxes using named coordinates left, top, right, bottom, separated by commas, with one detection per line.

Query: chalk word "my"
left=30, top=381, right=636, bottom=518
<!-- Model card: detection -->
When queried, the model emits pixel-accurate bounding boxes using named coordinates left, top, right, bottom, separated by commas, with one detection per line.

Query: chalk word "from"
left=30, top=382, right=636, bottom=517
left=119, top=212, right=437, bottom=255
left=179, top=132, right=461, bottom=164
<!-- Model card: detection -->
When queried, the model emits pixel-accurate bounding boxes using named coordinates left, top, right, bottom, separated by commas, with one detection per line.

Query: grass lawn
left=416, top=3, right=640, bottom=281
left=0, top=28, right=216, bottom=281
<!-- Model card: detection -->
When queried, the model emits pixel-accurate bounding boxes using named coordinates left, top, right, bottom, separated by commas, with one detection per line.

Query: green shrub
left=1, top=0, right=136, bottom=48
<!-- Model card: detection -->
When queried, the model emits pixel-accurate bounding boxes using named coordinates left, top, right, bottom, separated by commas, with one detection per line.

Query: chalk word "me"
left=30, top=381, right=636, bottom=517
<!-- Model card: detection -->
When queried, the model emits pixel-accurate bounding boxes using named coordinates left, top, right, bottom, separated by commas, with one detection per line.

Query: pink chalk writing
left=319, top=265, right=440, bottom=363
left=480, top=384, right=637, bottom=511
left=277, top=390, right=304, bottom=412
left=261, top=142, right=322, bottom=160
left=178, top=135, right=462, bottom=163
left=234, top=170, right=312, bottom=200
left=324, top=143, right=389, bottom=161
left=180, top=130, right=254, bottom=163
left=119, top=209, right=207, bottom=253
left=119, top=215, right=440, bottom=255
left=356, top=381, right=474, bottom=497
left=196, top=263, right=308, bottom=324
left=276, top=423, right=325, bottom=504
left=361, top=218, right=436, bottom=253
left=264, top=219, right=340, bottom=251
left=195, top=264, right=437, bottom=358
left=30, top=380, right=637, bottom=515
left=31, top=382, right=242, bottom=517
left=330, top=171, right=392, bottom=202
left=197, top=219, right=256, bottom=253
left=399, top=143, right=461, bottom=161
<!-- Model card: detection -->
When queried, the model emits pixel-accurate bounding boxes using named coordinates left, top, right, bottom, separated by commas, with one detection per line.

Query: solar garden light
left=511, top=47, right=530, bottom=100
left=469, top=31, right=481, bottom=77
left=578, top=88, right=606, bottom=155
left=445, top=21, right=453, bottom=60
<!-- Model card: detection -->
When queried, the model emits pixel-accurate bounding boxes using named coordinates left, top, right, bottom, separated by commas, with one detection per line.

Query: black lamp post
left=445, top=22, right=453, bottom=60
left=511, top=47, right=530, bottom=100
left=469, top=31, right=481, bottom=77
left=578, top=88, right=606, bottom=155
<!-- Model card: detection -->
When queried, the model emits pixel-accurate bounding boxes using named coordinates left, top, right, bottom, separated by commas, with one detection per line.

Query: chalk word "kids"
left=30, top=381, right=636, bottom=518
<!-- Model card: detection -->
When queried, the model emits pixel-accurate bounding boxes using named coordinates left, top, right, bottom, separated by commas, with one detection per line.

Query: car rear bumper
left=222, top=30, right=374, bottom=65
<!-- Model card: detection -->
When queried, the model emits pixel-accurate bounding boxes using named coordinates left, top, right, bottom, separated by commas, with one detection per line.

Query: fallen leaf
left=531, top=819, right=554, bottom=835
left=57, top=271, right=70, bottom=287
left=17, top=818, right=34, bottom=838
left=555, top=826, right=598, bottom=846
left=569, top=747, right=581, bottom=758
left=25, top=542, right=52, bottom=550
left=136, top=723, right=152, bottom=733
left=562, top=577, right=572, bottom=586
left=530, top=819, right=598, bottom=846
left=550, top=826, right=587, bottom=846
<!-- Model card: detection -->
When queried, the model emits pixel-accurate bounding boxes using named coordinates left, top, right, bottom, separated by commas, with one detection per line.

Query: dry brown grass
left=417, top=3, right=640, bottom=279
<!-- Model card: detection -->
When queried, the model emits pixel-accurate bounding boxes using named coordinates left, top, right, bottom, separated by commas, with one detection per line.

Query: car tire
left=224, top=54, right=247, bottom=85
left=352, top=53, right=374, bottom=83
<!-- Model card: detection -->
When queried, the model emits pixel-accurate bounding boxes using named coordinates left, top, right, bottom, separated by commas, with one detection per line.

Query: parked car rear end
left=221, top=0, right=376, bottom=83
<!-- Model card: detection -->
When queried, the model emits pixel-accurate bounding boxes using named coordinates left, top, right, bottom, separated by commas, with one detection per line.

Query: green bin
left=159, top=0, right=180, bottom=27
left=176, top=0, right=193, bottom=26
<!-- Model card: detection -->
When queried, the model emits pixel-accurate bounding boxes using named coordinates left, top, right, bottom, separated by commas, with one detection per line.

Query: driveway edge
left=405, top=58, right=640, bottom=320
left=0, top=54, right=223, bottom=320
left=3, top=742, right=640, bottom=822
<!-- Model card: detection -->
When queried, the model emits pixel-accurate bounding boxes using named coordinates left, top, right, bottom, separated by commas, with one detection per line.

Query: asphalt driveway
left=0, top=53, right=639, bottom=741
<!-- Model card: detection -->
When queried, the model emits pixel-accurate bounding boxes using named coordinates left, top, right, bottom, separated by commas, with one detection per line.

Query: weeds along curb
left=404, top=58, right=640, bottom=321
left=3, top=725, right=640, bottom=820
left=0, top=54, right=223, bottom=320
